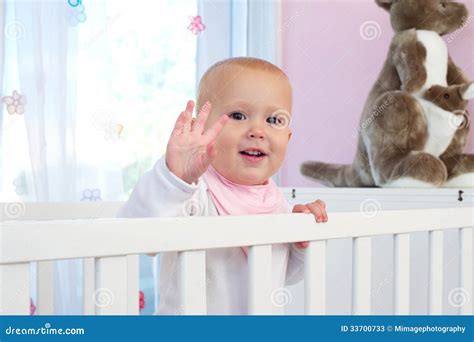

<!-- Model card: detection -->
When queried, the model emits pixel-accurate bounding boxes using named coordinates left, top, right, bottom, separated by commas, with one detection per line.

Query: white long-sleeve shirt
left=117, top=155, right=305, bottom=315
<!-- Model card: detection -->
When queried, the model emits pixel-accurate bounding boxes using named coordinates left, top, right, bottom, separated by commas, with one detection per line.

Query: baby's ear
left=461, top=83, right=474, bottom=100
left=375, top=0, right=397, bottom=11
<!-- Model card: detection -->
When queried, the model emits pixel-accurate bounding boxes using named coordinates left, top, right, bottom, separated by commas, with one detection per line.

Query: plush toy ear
left=375, top=0, right=396, bottom=11
left=461, top=83, right=474, bottom=100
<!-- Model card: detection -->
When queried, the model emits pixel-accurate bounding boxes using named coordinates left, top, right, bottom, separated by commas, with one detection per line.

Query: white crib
left=0, top=188, right=472, bottom=316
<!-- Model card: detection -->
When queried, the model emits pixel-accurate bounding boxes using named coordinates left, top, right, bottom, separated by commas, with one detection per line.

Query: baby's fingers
left=307, top=203, right=326, bottom=223
left=294, top=241, right=309, bottom=249
left=182, top=100, right=195, bottom=133
left=311, top=201, right=328, bottom=222
left=193, top=101, right=211, bottom=134
left=185, top=100, right=194, bottom=114
left=315, top=199, right=326, bottom=209
left=204, top=113, right=229, bottom=141
left=171, top=110, right=190, bottom=137
left=292, top=204, right=310, bottom=214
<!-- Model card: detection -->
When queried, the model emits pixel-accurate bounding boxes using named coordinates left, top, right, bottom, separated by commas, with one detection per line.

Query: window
left=1, top=0, right=198, bottom=202
left=75, top=0, right=198, bottom=199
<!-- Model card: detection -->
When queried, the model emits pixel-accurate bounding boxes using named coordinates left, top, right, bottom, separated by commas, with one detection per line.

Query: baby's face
left=203, top=67, right=292, bottom=185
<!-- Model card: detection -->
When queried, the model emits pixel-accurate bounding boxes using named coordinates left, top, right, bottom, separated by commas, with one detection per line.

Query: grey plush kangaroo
left=301, top=0, right=473, bottom=188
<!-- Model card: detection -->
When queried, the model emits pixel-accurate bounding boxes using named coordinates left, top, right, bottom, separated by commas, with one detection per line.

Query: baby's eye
left=267, top=111, right=291, bottom=129
left=267, top=116, right=282, bottom=125
left=228, top=112, right=246, bottom=120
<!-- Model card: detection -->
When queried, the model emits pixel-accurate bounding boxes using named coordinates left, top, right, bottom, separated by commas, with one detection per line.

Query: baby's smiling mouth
left=239, top=148, right=267, bottom=162
left=239, top=148, right=267, bottom=157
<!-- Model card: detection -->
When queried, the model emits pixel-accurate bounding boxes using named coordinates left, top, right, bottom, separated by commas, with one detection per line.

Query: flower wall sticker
left=104, top=122, right=124, bottom=141
left=30, top=298, right=36, bottom=315
left=91, top=111, right=124, bottom=141
left=13, top=172, right=28, bottom=196
left=81, top=188, right=102, bottom=201
left=139, top=290, right=145, bottom=311
left=67, top=0, right=82, bottom=7
left=188, top=15, right=205, bottom=35
left=2, top=90, right=26, bottom=115
left=68, top=1, right=87, bottom=26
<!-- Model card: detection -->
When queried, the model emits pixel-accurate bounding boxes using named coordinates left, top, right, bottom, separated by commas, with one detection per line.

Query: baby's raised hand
left=292, top=200, right=328, bottom=249
left=166, top=100, right=229, bottom=184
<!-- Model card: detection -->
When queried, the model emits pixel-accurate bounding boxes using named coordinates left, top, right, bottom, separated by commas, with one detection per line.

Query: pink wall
left=280, top=0, right=474, bottom=187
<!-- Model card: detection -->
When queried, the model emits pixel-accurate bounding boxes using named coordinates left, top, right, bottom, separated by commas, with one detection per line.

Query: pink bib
left=203, top=165, right=289, bottom=255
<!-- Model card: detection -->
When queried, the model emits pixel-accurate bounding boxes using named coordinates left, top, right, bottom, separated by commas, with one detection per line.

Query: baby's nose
left=248, top=128, right=265, bottom=139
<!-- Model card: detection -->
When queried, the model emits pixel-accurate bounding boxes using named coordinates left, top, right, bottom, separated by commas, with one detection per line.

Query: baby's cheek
left=214, top=131, right=233, bottom=154
left=270, top=143, right=289, bottom=168
left=275, top=135, right=290, bottom=157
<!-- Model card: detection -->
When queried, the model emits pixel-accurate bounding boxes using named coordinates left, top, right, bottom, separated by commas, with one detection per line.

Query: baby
left=118, top=57, right=328, bottom=315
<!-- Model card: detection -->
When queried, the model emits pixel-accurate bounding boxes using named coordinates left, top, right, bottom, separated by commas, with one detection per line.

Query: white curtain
left=0, top=2, right=5, bottom=153
left=4, top=1, right=82, bottom=314
left=13, top=1, right=78, bottom=202
left=1, top=0, right=122, bottom=314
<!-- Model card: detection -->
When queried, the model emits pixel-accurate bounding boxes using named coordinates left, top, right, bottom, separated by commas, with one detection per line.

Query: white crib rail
left=393, top=233, right=410, bottom=315
left=460, top=228, right=473, bottom=315
left=248, top=245, right=273, bottom=314
left=0, top=202, right=123, bottom=316
left=304, top=241, right=326, bottom=314
left=0, top=205, right=472, bottom=316
left=351, top=237, right=372, bottom=315
left=179, top=250, right=207, bottom=315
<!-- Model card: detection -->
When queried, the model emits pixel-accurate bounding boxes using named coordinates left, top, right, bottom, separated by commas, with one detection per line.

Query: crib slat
left=152, top=255, right=160, bottom=312
left=460, top=228, right=473, bottom=315
left=126, top=255, right=139, bottom=314
left=428, top=230, right=443, bottom=315
left=394, top=233, right=410, bottom=315
left=248, top=245, right=273, bottom=315
left=36, top=261, right=55, bottom=315
left=83, top=258, right=95, bottom=315
left=0, top=263, right=30, bottom=315
left=94, top=255, right=139, bottom=315
left=304, top=240, right=326, bottom=315
left=179, top=250, right=206, bottom=315
left=352, top=237, right=372, bottom=315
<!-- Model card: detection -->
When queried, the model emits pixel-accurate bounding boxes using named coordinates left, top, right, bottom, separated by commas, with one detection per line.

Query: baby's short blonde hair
left=196, top=57, right=290, bottom=111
